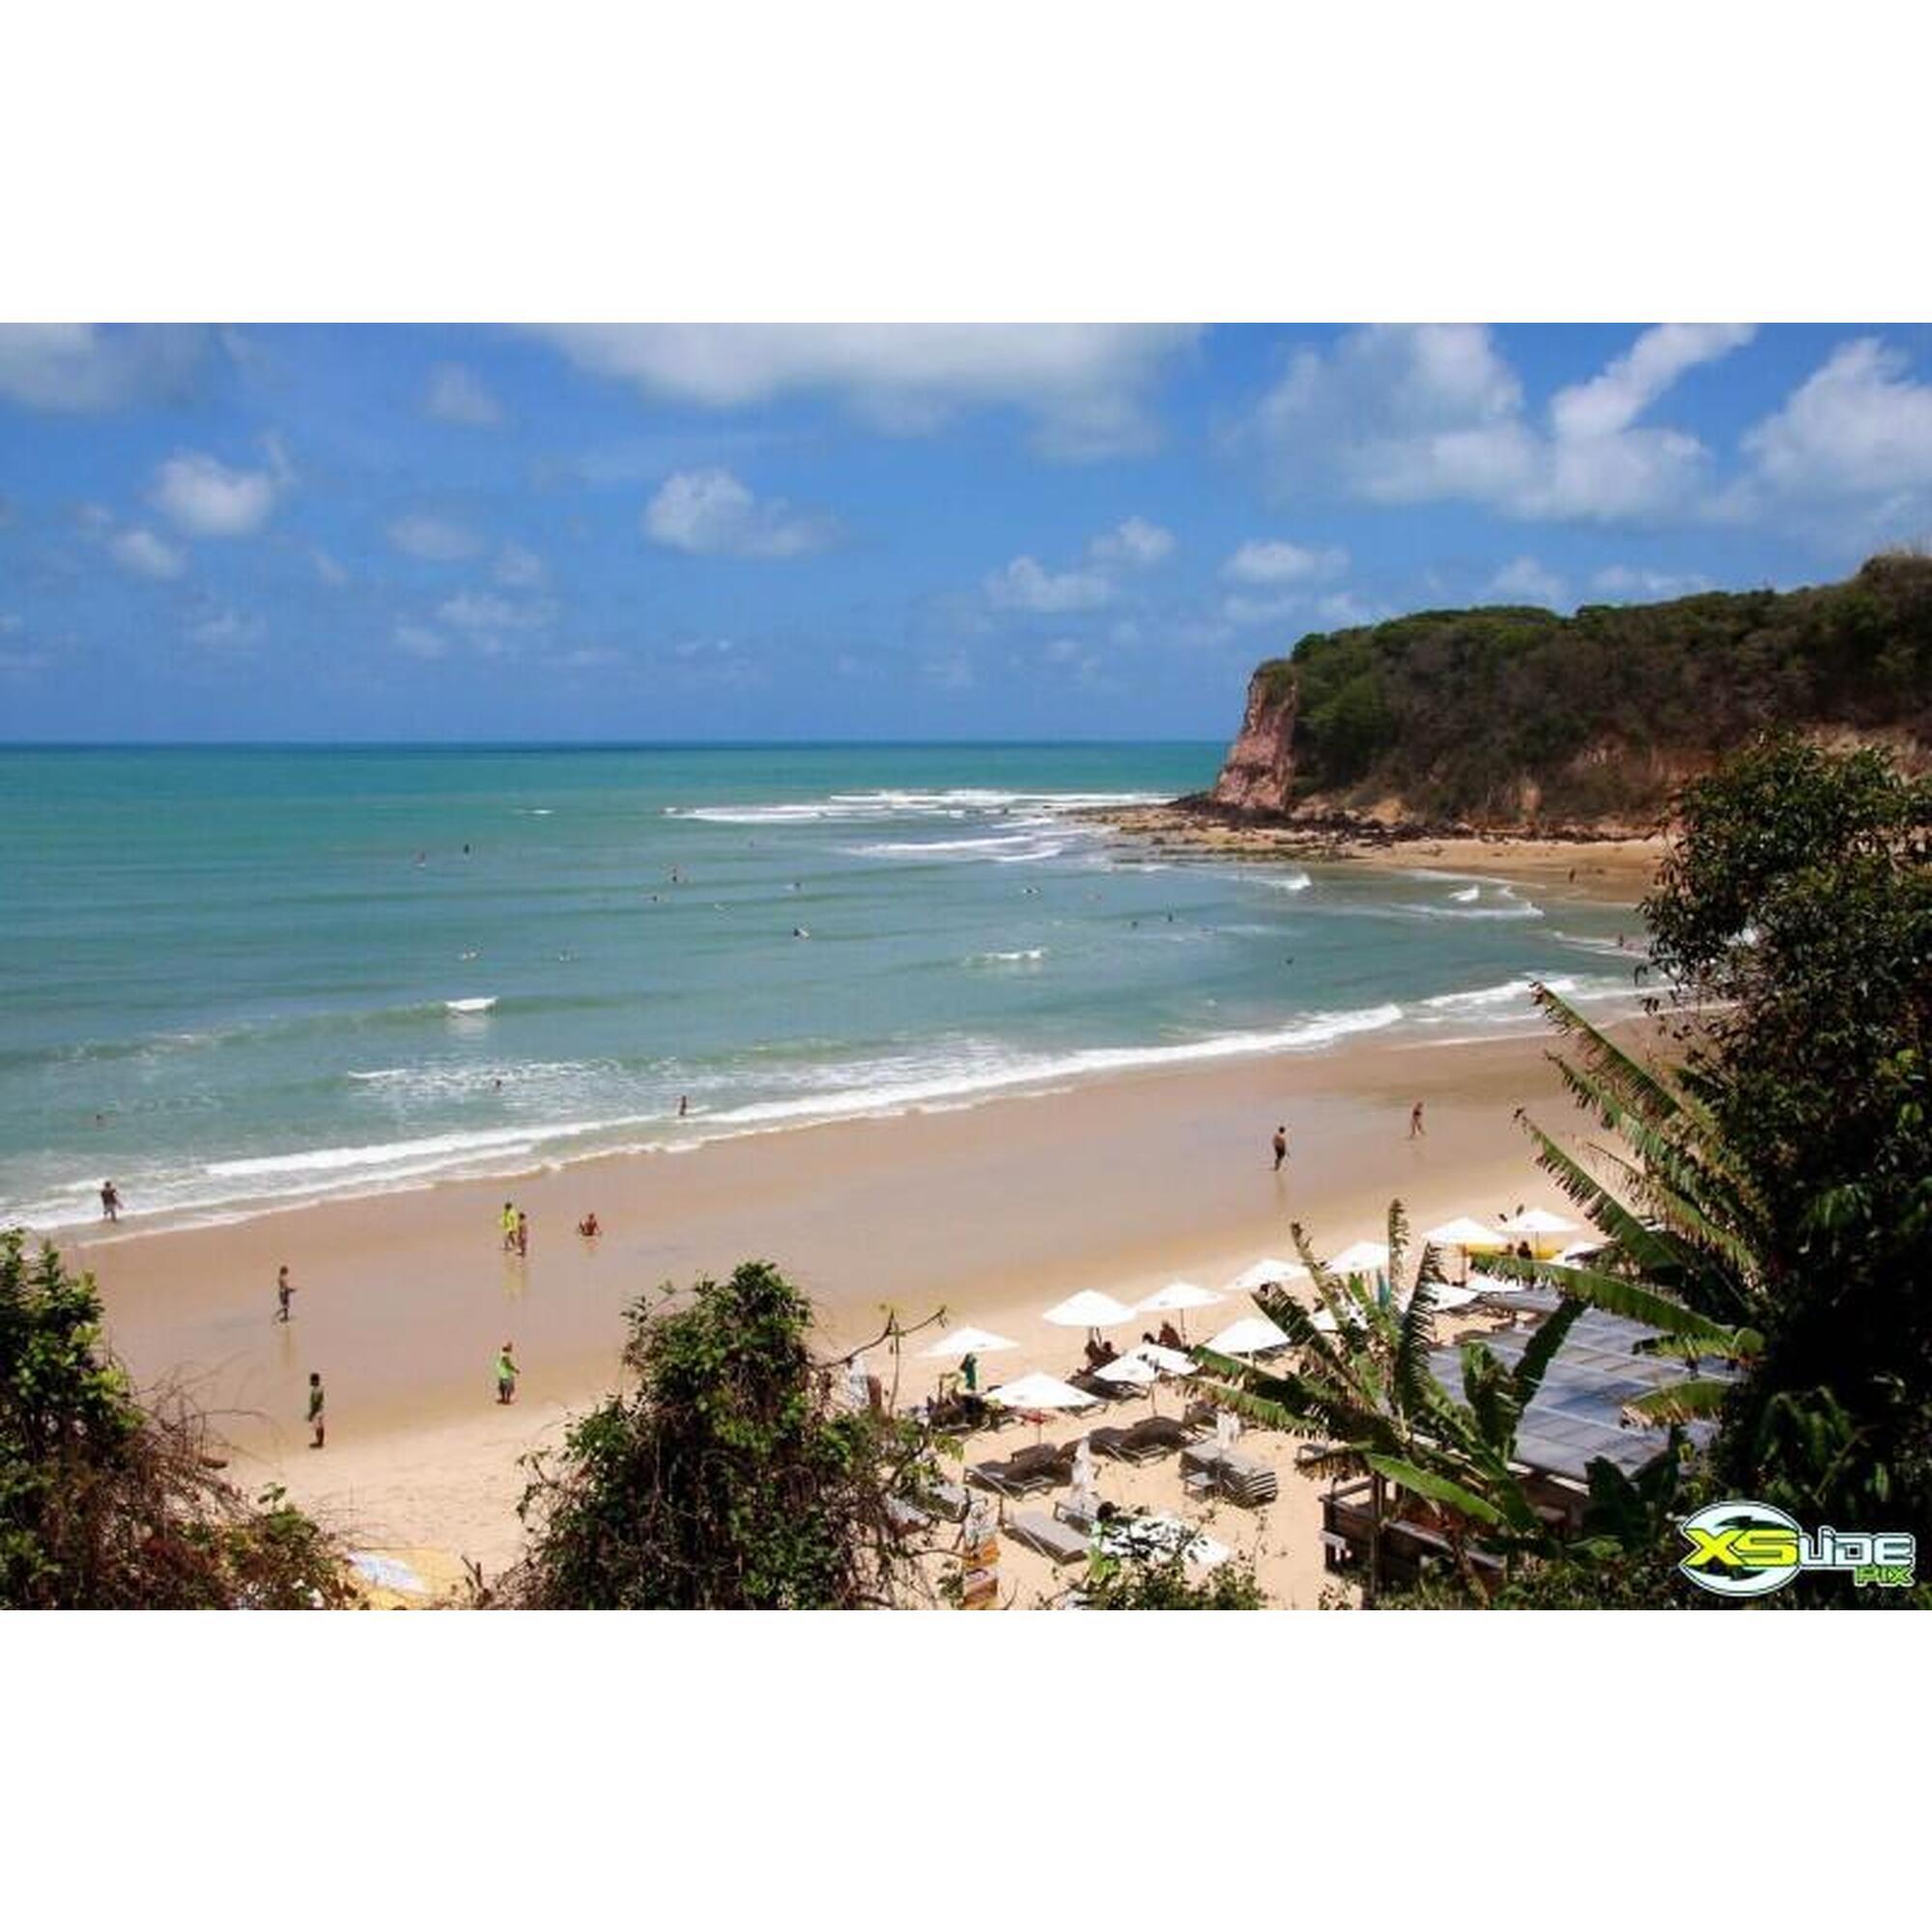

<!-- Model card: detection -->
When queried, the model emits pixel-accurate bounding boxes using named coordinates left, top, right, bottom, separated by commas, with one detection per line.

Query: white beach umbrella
left=1136, top=1279, right=1224, bottom=1314
left=919, top=1324, right=1019, bottom=1360
left=1327, top=1238, right=1392, bottom=1275
left=1130, top=1343, right=1197, bottom=1378
left=1041, top=1289, right=1137, bottom=1329
left=1205, top=1313, right=1293, bottom=1356
left=987, top=1371, right=1100, bottom=1411
left=1095, top=1351, right=1158, bottom=1386
left=1499, top=1208, right=1579, bottom=1236
left=1223, top=1258, right=1308, bottom=1294
left=1424, top=1215, right=1509, bottom=1250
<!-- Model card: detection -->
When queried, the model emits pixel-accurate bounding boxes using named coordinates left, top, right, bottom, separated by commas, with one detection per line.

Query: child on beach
left=1410, top=1101, right=1425, bottom=1138
left=496, top=1344, right=520, bottom=1405
left=501, top=1201, right=518, bottom=1250
left=1272, top=1123, right=1289, bottom=1171
left=515, top=1210, right=529, bottom=1258
left=307, top=1373, right=326, bottom=1449
left=275, top=1264, right=296, bottom=1322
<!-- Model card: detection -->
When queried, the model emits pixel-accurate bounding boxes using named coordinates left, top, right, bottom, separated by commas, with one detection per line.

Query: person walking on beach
left=1271, top=1124, right=1289, bottom=1172
left=500, top=1200, right=518, bottom=1250
left=275, top=1264, right=297, bottom=1322
left=1409, top=1101, right=1426, bottom=1138
left=515, top=1210, right=529, bottom=1258
left=496, top=1343, right=520, bottom=1405
left=307, top=1372, right=326, bottom=1449
left=99, top=1179, right=120, bottom=1222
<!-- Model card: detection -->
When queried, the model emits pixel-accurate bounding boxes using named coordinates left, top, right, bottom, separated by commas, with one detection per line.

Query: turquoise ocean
left=0, top=744, right=1644, bottom=1231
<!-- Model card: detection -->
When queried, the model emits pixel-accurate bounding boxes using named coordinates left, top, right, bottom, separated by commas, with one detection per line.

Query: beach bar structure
left=1318, top=1293, right=1730, bottom=1591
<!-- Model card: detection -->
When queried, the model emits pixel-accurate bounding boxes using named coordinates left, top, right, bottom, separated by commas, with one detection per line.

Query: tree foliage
left=1637, top=734, right=1932, bottom=1533
left=1262, top=553, right=1932, bottom=824
left=0, top=1229, right=346, bottom=1608
left=507, top=1261, right=939, bottom=1608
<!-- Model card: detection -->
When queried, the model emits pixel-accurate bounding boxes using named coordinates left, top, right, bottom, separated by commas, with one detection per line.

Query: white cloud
left=153, top=449, right=285, bottom=536
left=1087, top=516, right=1174, bottom=568
left=1487, top=556, right=1567, bottom=607
left=533, top=324, right=1196, bottom=457
left=1222, top=538, right=1348, bottom=584
left=108, top=526, right=186, bottom=580
left=984, top=554, right=1113, bottom=612
left=1739, top=338, right=1932, bottom=499
left=1591, top=564, right=1712, bottom=601
left=642, top=468, right=833, bottom=558
left=1247, top=324, right=1754, bottom=522
left=388, top=514, right=483, bottom=561
left=438, top=591, right=554, bottom=635
left=494, top=542, right=546, bottom=587
left=394, top=622, right=449, bottom=659
left=0, top=324, right=203, bottom=412
left=424, top=362, right=503, bottom=426
left=673, top=638, right=735, bottom=659
left=187, top=607, right=265, bottom=651
left=311, top=547, right=349, bottom=587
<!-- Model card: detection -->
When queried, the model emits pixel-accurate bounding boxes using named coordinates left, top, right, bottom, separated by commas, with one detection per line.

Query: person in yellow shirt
left=496, top=1344, right=520, bottom=1406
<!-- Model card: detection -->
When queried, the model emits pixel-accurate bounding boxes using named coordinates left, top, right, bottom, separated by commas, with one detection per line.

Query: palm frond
left=1360, top=1454, right=1508, bottom=1528
left=1623, top=1378, right=1733, bottom=1426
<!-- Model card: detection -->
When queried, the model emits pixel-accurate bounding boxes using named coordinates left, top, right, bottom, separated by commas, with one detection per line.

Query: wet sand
left=58, top=1015, right=1651, bottom=1585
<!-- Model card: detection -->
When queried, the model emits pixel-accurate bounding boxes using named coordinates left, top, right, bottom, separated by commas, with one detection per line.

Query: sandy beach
left=61, top=1013, right=1655, bottom=1602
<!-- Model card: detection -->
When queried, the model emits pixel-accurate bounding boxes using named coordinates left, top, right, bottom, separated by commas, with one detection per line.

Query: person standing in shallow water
left=99, top=1179, right=120, bottom=1222
left=500, top=1200, right=518, bottom=1250
left=496, top=1343, right=520, bottom=1405
left=275, top=1264, right=296, bottom=1322
left=307, top=1373, right=326, bottom=1449
left=1272, top=1124, right=1289, bottom=1172
left=1409, top=1101, right=1426, bottom=1138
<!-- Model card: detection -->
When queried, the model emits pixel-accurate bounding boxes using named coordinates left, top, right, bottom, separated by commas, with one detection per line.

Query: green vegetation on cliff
left=1262, top=554, right=1932, bottom=824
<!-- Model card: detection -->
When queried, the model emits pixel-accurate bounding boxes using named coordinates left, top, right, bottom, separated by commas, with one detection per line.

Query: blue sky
left=3, top=323, right=1931, bottom=741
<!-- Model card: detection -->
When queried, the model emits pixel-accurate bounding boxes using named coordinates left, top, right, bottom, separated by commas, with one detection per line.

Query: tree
left=1, top=1229, right=346, bottom=1609
left=1637, top=733, right=1931, bottom=1532
left=507, top=1261, right=945, bottom=1608
left=1079, top=1544, right=1266, bottom=1609
left=1192, top=1195, right=1752, bottom=1604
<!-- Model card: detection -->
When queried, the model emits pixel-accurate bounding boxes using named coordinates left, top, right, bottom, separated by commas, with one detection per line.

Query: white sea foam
left=1257, top=870, right=1312, bottom=894
left=667, top=787, right=1164, bottom=828
left=443, top=996, right=497, bottom=1014
left=968, top=948, right=1046, bottom=964
left=1450, top=885, right=1480, bottom=903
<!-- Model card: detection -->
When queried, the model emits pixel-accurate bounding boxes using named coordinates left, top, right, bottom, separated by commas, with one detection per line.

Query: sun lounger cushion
left=968, top=1460, right=1050, bottom=1496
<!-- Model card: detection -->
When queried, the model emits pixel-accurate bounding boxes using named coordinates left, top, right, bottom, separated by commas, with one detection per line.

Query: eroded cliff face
left=1208, top=668, right=1296, bottom=814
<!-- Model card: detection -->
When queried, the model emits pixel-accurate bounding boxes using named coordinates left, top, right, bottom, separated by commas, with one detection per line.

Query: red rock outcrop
left=1208, top=667, right=1296, bottom=814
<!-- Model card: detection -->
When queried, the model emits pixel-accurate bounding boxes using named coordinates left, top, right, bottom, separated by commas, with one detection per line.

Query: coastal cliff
left=1197, top=554, right=1932, bottom=835
left=1208, top=665, right=1297, bottom=812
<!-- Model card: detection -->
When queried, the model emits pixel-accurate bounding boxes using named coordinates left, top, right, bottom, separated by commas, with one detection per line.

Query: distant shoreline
left=1076, top=799, right=1665, bottom=893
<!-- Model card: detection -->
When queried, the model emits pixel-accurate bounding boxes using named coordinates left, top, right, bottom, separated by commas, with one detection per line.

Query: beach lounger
left=1006, top=1510, right=1091, bottom=1567
left=1215, top=1449, right=1280, bottom=1508
left=1087, top=1426, right=1165, bottom=1465
left=884, top=1494, right=934, bottom=1535
left=967, top=1458, right=1054, bottom=1497
left=1070, top=1371, right=1140, bottom=1405
left=922, top=1478, right=970, bottom=1522
left=1122, top=1415, right=1193, bottom=1458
